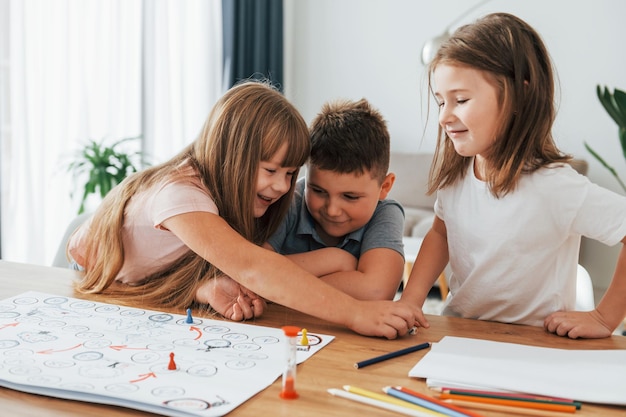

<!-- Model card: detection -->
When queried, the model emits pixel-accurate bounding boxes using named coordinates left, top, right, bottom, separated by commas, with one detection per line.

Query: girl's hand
left=196, top=275, right=266, bottom=321
left=544, top=309, right=613, bottom=339
left=348, top=300, right=429, bottom=339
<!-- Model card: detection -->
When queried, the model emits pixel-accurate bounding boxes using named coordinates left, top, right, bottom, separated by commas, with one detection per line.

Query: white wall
left=284, top=0, right=626, bottom=297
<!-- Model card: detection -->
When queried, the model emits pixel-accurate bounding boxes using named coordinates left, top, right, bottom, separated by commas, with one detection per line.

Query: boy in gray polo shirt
left=265, top=98, right=405, bottom=301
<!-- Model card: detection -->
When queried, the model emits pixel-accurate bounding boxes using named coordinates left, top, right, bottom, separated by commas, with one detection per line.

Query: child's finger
left=251, top=298, right=266, bottom=317
left=230, top=303, right=244, bottom=321
left=236, top=294, right=256, bottom=319
left=415, top=310, right=430, bottom=329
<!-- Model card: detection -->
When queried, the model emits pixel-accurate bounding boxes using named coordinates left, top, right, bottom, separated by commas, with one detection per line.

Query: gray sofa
left=387, top=152, right=436, bottom=240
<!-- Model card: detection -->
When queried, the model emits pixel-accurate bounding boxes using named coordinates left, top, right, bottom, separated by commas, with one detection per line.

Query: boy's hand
left=196, top=275, right=266, bottom=321
left=347, top=300, right=429, bottom=339
left=544, top=309, right=613, bottom=339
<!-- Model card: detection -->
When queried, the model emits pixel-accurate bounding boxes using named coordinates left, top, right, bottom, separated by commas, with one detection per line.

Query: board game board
left=0, top=291, right=333, bottom=416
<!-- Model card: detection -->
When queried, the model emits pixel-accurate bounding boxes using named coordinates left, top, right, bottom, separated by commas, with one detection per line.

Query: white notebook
left=409, top=336, right=626, bottom=406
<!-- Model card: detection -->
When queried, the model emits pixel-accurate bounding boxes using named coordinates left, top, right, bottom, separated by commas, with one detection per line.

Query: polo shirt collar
left=294, top=197, right=366, bottom=248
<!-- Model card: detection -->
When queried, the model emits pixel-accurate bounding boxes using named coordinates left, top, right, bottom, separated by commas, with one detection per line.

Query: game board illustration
left=0, top=291, right=333, bottom=416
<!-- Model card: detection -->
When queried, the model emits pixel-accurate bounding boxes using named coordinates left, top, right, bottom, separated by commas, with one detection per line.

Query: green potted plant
left=584, top=85, right=626, bottom=193
left=67, top=136, right=146, bottom=214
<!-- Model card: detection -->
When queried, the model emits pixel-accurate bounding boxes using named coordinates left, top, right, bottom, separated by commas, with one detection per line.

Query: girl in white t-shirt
left=399, top=13, right=626, bottom=339
left=69, top=80, right=425, bottom=339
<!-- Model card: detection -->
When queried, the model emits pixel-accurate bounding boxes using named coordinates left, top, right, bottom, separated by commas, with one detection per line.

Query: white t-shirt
left=437, top=161, right=626, bottom=326
left=69, top=168, right=218, bottom=284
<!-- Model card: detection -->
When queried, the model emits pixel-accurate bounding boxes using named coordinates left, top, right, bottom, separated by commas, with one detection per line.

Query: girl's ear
left=378, top=172, right=395, bottom=200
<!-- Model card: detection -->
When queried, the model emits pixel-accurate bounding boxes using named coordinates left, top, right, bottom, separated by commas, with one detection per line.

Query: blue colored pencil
left=384, top=387, right=473, bottom=417
left=354, top=342, right=431, bottom=369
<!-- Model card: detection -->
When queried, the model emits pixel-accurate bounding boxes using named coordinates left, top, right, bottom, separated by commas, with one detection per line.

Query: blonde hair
left=427, top=13, right=570, bottom=198
left=75, top=80, right=310, bottom=309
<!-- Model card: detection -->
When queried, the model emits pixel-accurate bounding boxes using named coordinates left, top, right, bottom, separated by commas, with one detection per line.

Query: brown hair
left=75, top=80, right=310, bottom=309
left=427, top=12, right=570, bottom=197
left=309, top=98, right=390, bottom=183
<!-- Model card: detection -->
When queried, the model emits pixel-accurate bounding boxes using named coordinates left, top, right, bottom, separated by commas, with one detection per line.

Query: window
left=1, top=0, right=222, bottom=265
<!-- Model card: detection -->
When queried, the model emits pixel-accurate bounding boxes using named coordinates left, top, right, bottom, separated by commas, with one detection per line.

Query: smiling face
left=254, top=143, right=298, bottom=218
left=434, top=63, right=503, bottom=173
left=304, top=166, right=392, bottom=246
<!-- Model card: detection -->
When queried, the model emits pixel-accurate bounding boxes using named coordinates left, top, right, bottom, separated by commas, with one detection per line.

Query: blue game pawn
left=186, top=308, right=193, bottom=324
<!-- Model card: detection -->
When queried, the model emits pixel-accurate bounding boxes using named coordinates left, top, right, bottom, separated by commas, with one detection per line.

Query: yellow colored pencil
left=344, top=386, right=447, bottom=417
left=328, top=389, right=434, bottom=417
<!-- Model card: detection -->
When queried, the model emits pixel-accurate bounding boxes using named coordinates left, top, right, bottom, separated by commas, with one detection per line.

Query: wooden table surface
left=0, top=260, right=624, bottom=417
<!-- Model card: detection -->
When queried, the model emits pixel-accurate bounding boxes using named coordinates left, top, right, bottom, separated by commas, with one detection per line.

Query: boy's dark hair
left=308, top=98, right=390, bottom=183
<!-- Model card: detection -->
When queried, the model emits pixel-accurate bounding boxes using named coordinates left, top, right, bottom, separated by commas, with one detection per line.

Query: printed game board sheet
left=409, top=336, right=626, bottom=406
left=0, top=291, right=334, bottom=416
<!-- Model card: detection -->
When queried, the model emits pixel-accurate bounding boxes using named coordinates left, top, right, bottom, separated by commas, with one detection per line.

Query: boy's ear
left=378, top=173, right=395, bottom=200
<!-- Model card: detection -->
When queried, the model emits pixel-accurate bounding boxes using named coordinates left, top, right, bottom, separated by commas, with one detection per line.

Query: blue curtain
left=222, top=0, right=283, bottom=91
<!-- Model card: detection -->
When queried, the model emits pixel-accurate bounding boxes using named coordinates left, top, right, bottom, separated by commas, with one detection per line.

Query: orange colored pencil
left=439, top=393, right=577, bottom=413
left=443, top=399, right=580, bottom=417
left=439, top=388, right=581, bottom=409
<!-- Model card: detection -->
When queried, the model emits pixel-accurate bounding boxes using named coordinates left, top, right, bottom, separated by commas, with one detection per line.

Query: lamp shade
left=420, top=31, right=450, bottom=66
left=420, top=0, right=492, bottom=66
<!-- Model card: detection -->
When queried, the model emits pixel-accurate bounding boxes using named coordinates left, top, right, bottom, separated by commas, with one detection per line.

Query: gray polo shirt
left=268, top=180, right=405, bottom=259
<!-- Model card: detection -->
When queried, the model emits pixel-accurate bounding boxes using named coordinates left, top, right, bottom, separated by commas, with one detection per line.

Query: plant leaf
left=597, top=85, right=626, bottom=127
left=620, top=127, right=626, bottom=162
left=584, top=141, right=626, bottom=193
left=66, top=135, right=145, bottom=214
left=613, top=88, right=626, bottom=127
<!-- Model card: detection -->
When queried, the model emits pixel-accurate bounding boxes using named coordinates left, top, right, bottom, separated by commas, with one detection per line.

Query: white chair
left=575, top=264, right=595, bottom=311
left=52, top=212, right=92, bottom=268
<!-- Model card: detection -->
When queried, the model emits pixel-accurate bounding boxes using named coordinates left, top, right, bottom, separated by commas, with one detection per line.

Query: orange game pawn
left=168, top=352, right=177, bottom=370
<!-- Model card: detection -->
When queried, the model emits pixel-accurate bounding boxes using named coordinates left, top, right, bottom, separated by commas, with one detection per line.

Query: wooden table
left=0, top=260, right=624, bottom=417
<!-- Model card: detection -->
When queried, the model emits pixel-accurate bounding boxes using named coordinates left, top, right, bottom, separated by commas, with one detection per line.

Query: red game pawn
left=168, top=352, right=177, bottom=370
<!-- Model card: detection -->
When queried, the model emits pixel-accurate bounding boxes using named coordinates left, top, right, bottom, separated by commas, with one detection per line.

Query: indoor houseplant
left=67, top=136, right=146, bottom=214
left=584, top=85, right=626, bottom=193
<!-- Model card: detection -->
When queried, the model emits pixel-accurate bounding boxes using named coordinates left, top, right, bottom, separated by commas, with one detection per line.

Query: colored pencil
left=435, top=387, right=582, bottom=410
left=383, top=386, right=478, bottom=417
left=328, top=389, right=433, bottom=417
left=431, top=387, right=574, bottom=402
left=440, top=388, right=582, bottom=409
left=443, top=398, right=580, bottom=417
left=354, top=342, right=431, bottom=369
left=439, top=393, right=577, bottom=413
left=343, top=385, right=446, bottom=416
left=391, top=386, right=486, bottom=417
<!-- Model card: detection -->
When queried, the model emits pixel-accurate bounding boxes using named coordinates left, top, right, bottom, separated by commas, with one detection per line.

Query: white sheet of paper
left=409, top=336, right=626, bottom=405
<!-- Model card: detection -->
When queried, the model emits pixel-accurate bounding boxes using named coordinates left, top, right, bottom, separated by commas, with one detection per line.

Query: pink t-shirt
left=68, top=170, right=218, bottom=284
